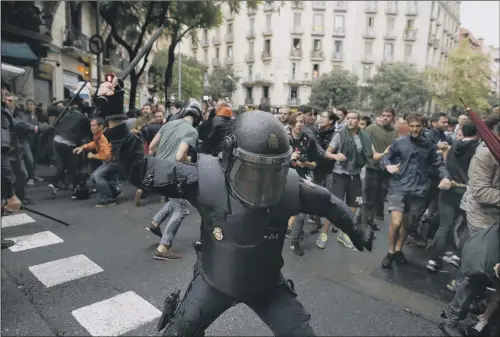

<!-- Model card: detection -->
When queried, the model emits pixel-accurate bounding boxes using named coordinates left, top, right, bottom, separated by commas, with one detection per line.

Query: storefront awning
left=1, top=63, right=26, bottom=76
left=1, top=41, right=38, bottom=61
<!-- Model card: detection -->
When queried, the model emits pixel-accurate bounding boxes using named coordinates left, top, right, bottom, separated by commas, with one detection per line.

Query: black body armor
left=197, top=154, right=300, bottom=299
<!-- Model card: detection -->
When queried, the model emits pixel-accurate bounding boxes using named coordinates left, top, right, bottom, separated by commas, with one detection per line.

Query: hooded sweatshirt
left=445, top=138, right=479, bottom=186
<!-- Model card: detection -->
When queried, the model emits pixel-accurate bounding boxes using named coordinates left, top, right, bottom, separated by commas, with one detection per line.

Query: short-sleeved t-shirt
left=329, top=132, right=363, bottom=175
left=155, top=119, right=198, bottom=161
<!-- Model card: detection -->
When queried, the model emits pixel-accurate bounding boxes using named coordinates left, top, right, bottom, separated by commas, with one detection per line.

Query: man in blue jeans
left=147, top=101, right=199, bottom=260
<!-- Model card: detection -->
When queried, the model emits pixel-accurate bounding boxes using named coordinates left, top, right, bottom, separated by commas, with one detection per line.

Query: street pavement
left=1, top=176, right=449, bottom=336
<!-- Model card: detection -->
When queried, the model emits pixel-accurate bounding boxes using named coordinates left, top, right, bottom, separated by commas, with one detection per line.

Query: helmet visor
left=228, top=147, right=292, bottom=207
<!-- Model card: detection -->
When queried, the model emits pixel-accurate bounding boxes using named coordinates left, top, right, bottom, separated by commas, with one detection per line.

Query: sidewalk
left=1, top=268, right=55, bottom=336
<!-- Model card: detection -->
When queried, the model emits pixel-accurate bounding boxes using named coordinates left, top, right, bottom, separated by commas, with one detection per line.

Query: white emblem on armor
left=304, top=179, right=315, bottom=187
left=264, top=233, right=279, bottom=240
left=213, top=227, right=223, bottom=241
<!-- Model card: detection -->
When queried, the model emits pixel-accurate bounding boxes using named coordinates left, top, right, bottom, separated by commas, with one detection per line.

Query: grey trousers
left=153, top=198, right=189, bottom=248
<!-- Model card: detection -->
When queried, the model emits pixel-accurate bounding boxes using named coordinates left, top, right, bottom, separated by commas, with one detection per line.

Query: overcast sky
left=460, top=1, right=499, bottom=47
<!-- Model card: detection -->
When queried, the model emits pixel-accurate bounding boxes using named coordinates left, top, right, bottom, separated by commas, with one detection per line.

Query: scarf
left=338, top=127, right=373, bottom=172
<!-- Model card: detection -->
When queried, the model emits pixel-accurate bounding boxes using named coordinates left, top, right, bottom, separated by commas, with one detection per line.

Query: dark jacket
left=208, top=115, right=231, bottom=157
left=2, top=104, right=33, bottom=156
left=55, top=108, right=91, bottom=145
left=197, top=119, right=213, bottom=154
left=446, top=139, right=480, bottom=185
left=381, top=135, right=450, bottom=197
left=304, top=123, right=319, bottom=141
left=315, top=127, right=335, bottom=176
left=425, top=128, right=453, bottom=146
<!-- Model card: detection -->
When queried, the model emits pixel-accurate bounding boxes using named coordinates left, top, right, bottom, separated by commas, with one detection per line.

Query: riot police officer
left=96, top=78, right=374, bottom=337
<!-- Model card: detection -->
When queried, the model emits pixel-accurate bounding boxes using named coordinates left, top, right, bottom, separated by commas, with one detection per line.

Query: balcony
left=200, top=38, right=209, bottom=48
left=441, top=45, right=450, bottom=55
left=245, top=53, right=255, bottom=63
left=403, top=29, right=417, bottom=41
left=436, top=16, right=443, bottom=26
left=363, top=28, right=376, bottom=39
left=262, top=27, right=273, bottom=37
left=331, top=52, right=343, bottom=62
left=225, top=57, right=233, bottom=65
left=1, top=2, right=53, bottom=45
left=311, top=26, right=325, bottom=36
left=384, top=32, right=397, bottom=40
left=361, top=55, right=374, bottom=64
left=62, top=29, right=89, bottom=58
left=287, top=98, right=301, bottom=106
left=286, top=76, right=311, bottom=86
left=212, top=35, right=221, bottom=45
left=244, top=97, right=254, bottom=105
left=365, top=2, right=377, bottom=13
left=289, top=49, right=303, bottom=59
left=212, top=58, right=221, bottom=67
left=291, top=26, right=303, bottom=35
left=247, top=7, right=257, bottom=16
left=225, top=32, right=234, bottom=43
left=333, top=27, right=346, bottom=37
left=430, top=12, right=437, bottom=21
left=241, top=74, right=273, bottom=86
left=261, top=51, right=272, bottom=62
left=191, top=40, right=198, bottom=49
left=382, top=55, right=394, bottom=64
left=404, top=56, right=416, bottom=64
left=225, top=12, right=235, bottom=21
left=246, top=29, right=256, bottom=39
left=263, top=1, right=275, bottom=12
left=310, top=50, right=325, bottom=61
left=386, top=4, right=398, bottom=15
left=102, top=53, right=122, bottom=74
left=291, top=1, right=305, bottom=10
left=334, top=1, right=348, bottom=12
left=406, top=6, right=418, bottom=16
left=443, top=26, right=450, bottom=34
left=312, top=1, right=326, bottom=10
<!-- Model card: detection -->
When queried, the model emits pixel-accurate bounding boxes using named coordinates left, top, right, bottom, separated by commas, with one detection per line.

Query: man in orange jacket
left=73, top=118, right=120, bottom=207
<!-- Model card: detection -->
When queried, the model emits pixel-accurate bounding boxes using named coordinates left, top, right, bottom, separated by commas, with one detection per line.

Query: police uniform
left=96, top=84, right=374, bottom=337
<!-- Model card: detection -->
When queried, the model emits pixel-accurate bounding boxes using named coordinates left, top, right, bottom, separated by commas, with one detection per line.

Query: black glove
left=349, top=224, right=374, bottom=252
left=94, top=79, right=127, bottom=121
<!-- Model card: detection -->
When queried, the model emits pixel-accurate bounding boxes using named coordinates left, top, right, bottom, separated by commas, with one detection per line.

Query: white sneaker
left=442, top=255, right=461, bottom=268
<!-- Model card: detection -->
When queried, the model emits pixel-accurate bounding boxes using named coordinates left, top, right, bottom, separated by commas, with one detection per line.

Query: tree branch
left=133, top=2, right=155, bottom=55
left=136, top=47, right=152, bottom=79
left=175, top=24, right=199, bottom=45
left=100, top=7, right=133, bottom=58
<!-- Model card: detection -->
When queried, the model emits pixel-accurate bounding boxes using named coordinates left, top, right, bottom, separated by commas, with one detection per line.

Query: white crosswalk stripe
left=5, top=230, right=64, bottom=252
left=1, top=213, right=36, bottom=228
left=72, top=291, right=162, bottom=336
left=28, top=254, right=104, bottom=288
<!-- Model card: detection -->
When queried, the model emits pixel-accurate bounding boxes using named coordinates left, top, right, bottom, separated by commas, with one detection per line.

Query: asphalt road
left=1, top=180, right=448, bottom=336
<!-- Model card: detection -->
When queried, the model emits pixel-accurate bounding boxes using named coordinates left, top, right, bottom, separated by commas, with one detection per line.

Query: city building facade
left=181, top=0, right=461, bottom=110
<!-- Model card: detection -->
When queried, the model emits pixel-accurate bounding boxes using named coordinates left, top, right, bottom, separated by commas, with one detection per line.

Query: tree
left=429, top=40, right=492, bottom=113
left=149, top=50, right=207, bottom=102
left=369, top=62, right=431, bottom=114
left=98, top=1, right=170, bottom=109
left=162, top=1, right=259, bottom=100
left=204, top=66, right=239, bottom=101
left=309, top=68, right=359, bottom=109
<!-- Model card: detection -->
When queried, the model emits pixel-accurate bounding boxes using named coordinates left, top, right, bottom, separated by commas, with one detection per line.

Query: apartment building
left=2, top=1, right=148, bottom=107
left=181, top=0, right=461, bottom=108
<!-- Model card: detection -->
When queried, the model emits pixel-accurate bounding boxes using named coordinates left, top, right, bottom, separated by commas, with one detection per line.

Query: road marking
left=72, top=291, right=161, bottom=336
left=1, top=213, right=36, bottom=228
left=6, top=231, right=64, bottom=252
left=28, top=255, right=104, bottom=288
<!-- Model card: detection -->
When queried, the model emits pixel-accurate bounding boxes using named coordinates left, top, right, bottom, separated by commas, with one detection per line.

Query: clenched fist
left=94, top=75, right=126, bottom=121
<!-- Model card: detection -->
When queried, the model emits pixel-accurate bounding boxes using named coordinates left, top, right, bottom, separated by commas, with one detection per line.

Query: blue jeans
left=21, top=139, right=35, bottom=180
left=90, top=162, right=120, bottom=201
left=153, top=198, right=189, bottom=248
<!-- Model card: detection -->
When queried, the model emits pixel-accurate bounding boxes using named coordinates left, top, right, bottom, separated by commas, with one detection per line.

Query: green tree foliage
left=369, top=62, right=430, bottom=114
left=309, top=68, right=359, bottom=109
left=204, top=66, right=239, bottom=100
left=429, top=40, right=492, bottom=112
left=150, top=50, right=207, bottom=102
left=98, top=1, right=170, bottom=109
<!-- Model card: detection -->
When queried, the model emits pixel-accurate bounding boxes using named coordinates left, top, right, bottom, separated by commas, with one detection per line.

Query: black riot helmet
left=221, top=110, right=292, bottom=208
left=178, top=98, right=202, bottom=127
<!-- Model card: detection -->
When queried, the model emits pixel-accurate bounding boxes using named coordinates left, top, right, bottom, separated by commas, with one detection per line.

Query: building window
left=334, top=15, right=345, bottom=32
left=203, top=29, right=208, bottom=40
left=291, top=63, right=297, bottom=78
left=408, top=1, right=418, bottom=11
left=250, top=18, right=255, bottom=31
left=263, top=86, right=269, bottom=99
left=249, top=41, right=254, bottom=53
left=227, top=46, right=233, bottom=58
left=387, top=17, right=395, bottom=33
left=362, top=65, right=371, bottom=81
left=334, top=40, right=343, bottom=53
left=406, top=19, right=414, bottom=30
left=204, top=50, right=208, bottom=61
left=264, top=39, right=271, bottom=53
left=246, top=87, right=253, bottom=99
left=313, top=13, right=324, bottom=32
left=313, top=64, right=320, bottom=79
left=294, top=13, right=301, bottom=27
left=216, top=47, right=220, bottom=59
left=367, top=16, right=375, bottom=28
left=404, top=43, right=412, bottom=58
left=387, top=1, right=398, bottom=11
left=290, top=86, right=298, bottom=99
left=313, top=39, right=321, bottom=51
left=364, top=41, right=372, bottom=55
left=384, top=43, right=394, bottom=60
left=293, top=38, right=301, bottom=50
left=227, top=23, right=233, bottom=33
left=248, top=64, right=253, bottom=76
left=266, top=14, right=272, bottom=28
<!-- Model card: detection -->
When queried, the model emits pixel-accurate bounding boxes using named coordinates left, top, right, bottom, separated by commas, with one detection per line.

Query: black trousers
left=163, top=254, right=315, bottom=337
left=1, top=151, right=15, bottom=199
left=362, top=168, right=390, bottom=224
left=53, top=141, right=80, bottom=189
